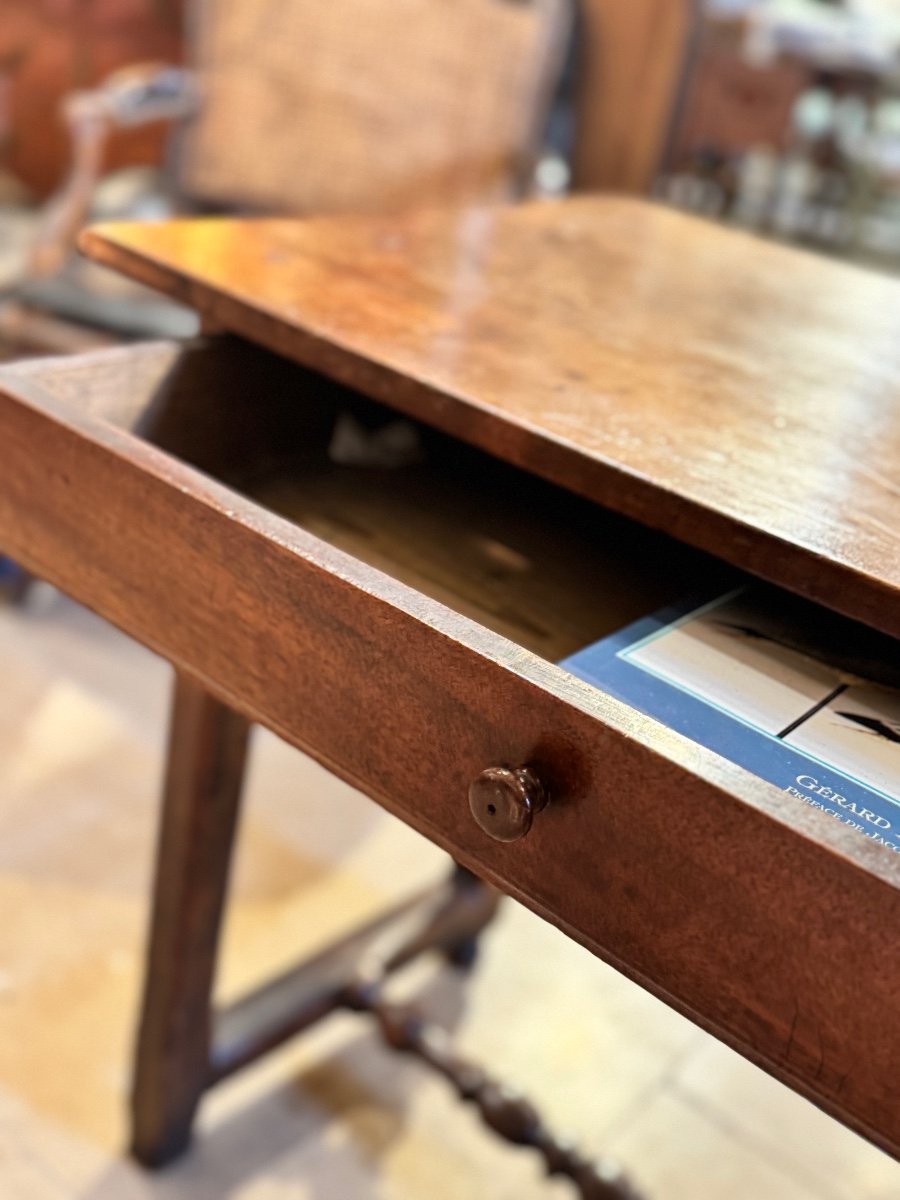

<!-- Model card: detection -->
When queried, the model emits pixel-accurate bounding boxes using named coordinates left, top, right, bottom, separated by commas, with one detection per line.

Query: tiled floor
left=0, top=590, right=897, bottom=1199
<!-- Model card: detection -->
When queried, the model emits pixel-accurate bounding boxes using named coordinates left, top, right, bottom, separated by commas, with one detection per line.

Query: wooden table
left=2, top=196, right=900, bottom=1178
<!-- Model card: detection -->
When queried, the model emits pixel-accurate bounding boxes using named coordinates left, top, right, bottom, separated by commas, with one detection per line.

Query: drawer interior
left=125, top=338, right=734, bottom=662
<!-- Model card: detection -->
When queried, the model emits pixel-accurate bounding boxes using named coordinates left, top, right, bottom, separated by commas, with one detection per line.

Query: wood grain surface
left=81, top=198, right=900, bottom=638
left=2, top=341, right=900, bottom=1159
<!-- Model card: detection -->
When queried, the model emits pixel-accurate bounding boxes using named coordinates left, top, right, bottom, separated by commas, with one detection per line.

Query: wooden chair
left=5, top=5, right=647, bottom=1197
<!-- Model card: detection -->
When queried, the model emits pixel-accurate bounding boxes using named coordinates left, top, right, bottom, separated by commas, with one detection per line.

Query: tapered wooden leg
left=128, top=677, right=594, bottom=1191
left=131, top=671, right=251, bottom=1167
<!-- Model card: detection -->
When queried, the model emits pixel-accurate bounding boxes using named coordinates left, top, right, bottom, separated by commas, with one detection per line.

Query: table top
left=82, top=196, right=900, bottom=637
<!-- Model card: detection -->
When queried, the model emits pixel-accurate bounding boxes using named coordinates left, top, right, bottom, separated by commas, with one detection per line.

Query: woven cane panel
left=177, top=0, right=567, bottom=214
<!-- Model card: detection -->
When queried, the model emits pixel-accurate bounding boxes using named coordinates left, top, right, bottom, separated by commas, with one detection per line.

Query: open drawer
left=1, top=336, right=899, bottom=1157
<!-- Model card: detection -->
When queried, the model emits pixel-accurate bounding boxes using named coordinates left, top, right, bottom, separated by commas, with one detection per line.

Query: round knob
left=468, top=766, right=548, bottom=843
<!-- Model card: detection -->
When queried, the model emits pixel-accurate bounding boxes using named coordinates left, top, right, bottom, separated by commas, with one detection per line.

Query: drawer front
left=2, top=356, right=900, bottom=1157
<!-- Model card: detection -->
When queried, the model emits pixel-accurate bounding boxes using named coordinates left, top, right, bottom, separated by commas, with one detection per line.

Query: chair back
left=174, top=0, right=571, bottom=214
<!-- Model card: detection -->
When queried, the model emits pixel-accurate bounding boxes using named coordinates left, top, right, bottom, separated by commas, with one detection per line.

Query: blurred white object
left=715, top=0, right=900, bottom=73
left=329, top=413, right=425, bottom=469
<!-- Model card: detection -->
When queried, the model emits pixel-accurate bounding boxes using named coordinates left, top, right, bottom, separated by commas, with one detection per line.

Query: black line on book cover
left=777, top=684, right=849, bottom=741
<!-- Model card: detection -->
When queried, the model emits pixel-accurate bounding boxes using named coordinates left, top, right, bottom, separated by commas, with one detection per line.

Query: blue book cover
left=561, top=586, right=900, bottom=851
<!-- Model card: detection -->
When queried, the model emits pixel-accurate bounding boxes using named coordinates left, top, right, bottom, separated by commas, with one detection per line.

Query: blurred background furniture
left=660, top=1, right=900, bottom=267
left=0, top=0, right=184, bottom=198
left=0, top=0, right=576, bottom=355
left=14, top=0, right=900, bottom=323
left=0, top=0, right=582, bottom=602
left=0, top=0, right=581, bottom=596
left=0, top=0, right=714, bottom=359
left=0, top=0, right=189, bottom=356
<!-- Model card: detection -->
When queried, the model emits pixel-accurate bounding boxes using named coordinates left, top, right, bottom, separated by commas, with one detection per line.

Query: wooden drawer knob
left=468, top=766, right=548, bottom=842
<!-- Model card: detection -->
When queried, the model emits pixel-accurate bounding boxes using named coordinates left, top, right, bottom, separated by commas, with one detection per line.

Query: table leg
left=131, top=671, right=250, bottom=1167
left=127, top=676, right=628, bottom=1196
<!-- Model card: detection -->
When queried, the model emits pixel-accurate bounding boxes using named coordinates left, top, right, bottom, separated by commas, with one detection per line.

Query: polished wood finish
left=2, top=338, right=900, bottom=1159
left=573, top=0, right=700, bottom=191
left=81, top=198, right=900, bottom=638
left=131, top=671, right=250, bottom=1166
